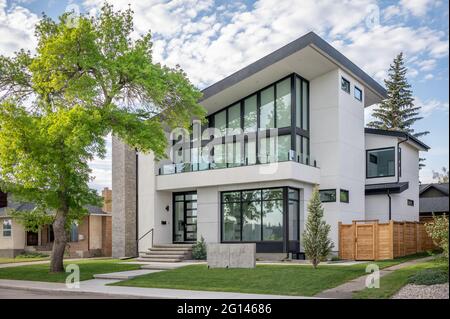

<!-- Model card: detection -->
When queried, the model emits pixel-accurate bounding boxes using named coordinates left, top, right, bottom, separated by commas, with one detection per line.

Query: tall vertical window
left=302, top=81, right=309, bottom=130
left=227, top=103, right=241, bottom=135
left=276, top=78, right=291, bottom=128
left=214, top=110, right=226, bottom=137
left=354, top=86, right=362, bottom=101
left=2, top=219, right=11, bottom=237
left=243, top=95, right=257, bottom=133
left=367, top=148, right=395, bottom=178
left=260, top=86, right=275, bottom=129
left=296, top=77, right=301, bottom=128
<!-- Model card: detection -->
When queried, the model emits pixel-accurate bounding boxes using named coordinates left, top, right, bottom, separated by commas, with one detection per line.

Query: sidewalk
left=314, top=255, right=436, bottom=299
left=0, top=277, right=316, bottom=299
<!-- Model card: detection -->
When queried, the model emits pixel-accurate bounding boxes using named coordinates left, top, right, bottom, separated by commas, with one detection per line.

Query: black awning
left=365, top=182, right=409, bottom=195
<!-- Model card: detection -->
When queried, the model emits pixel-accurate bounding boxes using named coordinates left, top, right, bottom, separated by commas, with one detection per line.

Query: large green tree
left=0, top=4, right=205, bottom=272
left=368, top=52, right=428, bottom=137
left=367, top=52, right=429, bottom=168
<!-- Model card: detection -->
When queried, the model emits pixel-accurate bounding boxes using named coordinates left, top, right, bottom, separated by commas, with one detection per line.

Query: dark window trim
left=319, top=189, right=337, bottom=203
left=341, top=77, right=350, bottom=94
left=366, top=147, right=396, bottom=179
left=407, top=199, right=414, bottom=206
left=354, top=86, right=362, bottom=101
left=340, top=189, right=349, bottom=203
left=173, top=191, right=198, bottom=243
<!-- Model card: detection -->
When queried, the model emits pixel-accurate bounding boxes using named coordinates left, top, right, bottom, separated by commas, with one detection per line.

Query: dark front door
left=173, top=192, right=197, bottom=243
left=26, top=231, right=38, bottom=246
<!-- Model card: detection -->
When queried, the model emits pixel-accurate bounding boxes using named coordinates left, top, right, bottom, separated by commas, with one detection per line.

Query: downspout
left=135, top=149, right=139, bottom=257
left=387, top=135, right=409, bottom=220
left=387, top=190, right=392, bottom=220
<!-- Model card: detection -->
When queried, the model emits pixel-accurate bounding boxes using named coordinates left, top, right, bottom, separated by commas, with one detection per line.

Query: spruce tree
left=303, top=187, right=334, bottom=268
left=367, top=52, right=428, bottom=167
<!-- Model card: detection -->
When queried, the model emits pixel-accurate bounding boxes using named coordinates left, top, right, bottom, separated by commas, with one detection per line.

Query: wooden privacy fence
left=339, top=220, right=436, bottom=261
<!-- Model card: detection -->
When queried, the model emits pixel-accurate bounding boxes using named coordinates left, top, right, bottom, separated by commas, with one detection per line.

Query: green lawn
left=111, top=253, right=429, bottom=297
left=0, top=259, right=140, bottom=282
left=353, top=257, right=448, bottom=299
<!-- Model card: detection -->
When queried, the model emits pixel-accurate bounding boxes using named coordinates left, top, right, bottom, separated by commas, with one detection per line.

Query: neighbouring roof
left=364, top=128, right=430, bottom=151
left=420, top=197, right=449, bottom=214
left=0, top=201, right=107, bottom=217
left=420, top=183, right=449, bottom=196
left=365, top=182, right=409, bottom=195
left=200, top=31, right=386, bottom=110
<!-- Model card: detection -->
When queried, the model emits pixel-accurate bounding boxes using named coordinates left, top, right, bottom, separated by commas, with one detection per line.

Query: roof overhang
left=365, top=128, right=430, bottom=151
left=200, top=31, right=386, bottom=114
left=365, top=182, right=409, bottom=195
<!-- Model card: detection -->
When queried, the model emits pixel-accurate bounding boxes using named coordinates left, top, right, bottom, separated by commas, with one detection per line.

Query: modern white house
left=112, top=32, right=429, bottom=260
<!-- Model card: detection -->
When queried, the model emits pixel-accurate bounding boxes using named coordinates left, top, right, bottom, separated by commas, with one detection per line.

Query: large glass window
left=212, top=143, right=226, bottom=169
left=277, top=135, right=291, bottom=162
left=245, top=140, right=257, bottom=165
left=226, top=141, right=242, bottom=168
left=276, top=79, right=291, bottom=128
left=260, top=86, right=275, bottom=129
left=302, top=81, right=309, bottom=130
left=222, top=188, right=289, bottom=242
left=243, top=95, right=257, bottom=133
left=2, top=219, right=11, bottom=237
left=367, top=148, right=395, bottom=178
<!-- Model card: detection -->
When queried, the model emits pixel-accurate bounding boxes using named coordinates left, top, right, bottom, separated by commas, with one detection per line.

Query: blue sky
left=1, top=0, right=448, bottom=191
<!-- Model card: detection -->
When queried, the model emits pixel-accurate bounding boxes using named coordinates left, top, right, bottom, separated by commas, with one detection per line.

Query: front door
left=26, top=231, right=38, bottom=246
left=173, top=192, right=197, bottom=243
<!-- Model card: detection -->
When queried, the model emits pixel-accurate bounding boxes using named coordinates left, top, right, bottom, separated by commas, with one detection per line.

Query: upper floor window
left=340, top=189, right=349, bottom=203
left=275, top=78, right=291, bottom=128
left=243, top=95, right=257, bottom=133
left=367, top=147, right=395, bottom=178
left=2, top=219, right=11, bottom=237
left=260, top=86, right=275, bottom=129
left=319, top=189, right=336, bottom=202
left=341, top=77, right=350, bottom=93
left=354, top=86, right=362, bottom=101
left=407, top=199, right=414, bottom=206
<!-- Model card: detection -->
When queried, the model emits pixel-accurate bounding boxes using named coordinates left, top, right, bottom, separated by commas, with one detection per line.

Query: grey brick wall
left=112, top=136, right=137, bottom=258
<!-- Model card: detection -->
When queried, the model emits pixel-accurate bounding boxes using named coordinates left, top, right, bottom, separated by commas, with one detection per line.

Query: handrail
left=137, top=228, right=154, bottom=248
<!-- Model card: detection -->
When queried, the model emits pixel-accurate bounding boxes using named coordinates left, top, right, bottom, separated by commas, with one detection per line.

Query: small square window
left=319, top=189, right=336, bottom=202
left=407, top=199, right=414, bottom=206
left=341, top=77, right=350, bottom=93
left=354, top=86, right=362, bottom=101
left=340, top=189, right=349, bottom=203
left=2, top=219, right=12, bottom=237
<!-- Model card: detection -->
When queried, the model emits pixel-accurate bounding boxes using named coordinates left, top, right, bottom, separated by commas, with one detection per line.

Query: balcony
left=155, top=154, right=320, bottom=191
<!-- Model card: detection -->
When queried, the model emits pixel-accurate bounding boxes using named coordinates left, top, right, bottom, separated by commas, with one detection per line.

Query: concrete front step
left=137, top=257, right=183, bottom=263
left=147, top=250, right=190, bottom=256
left=149, top=247, right=193, bottom=252
left=153, top=244, right=194, bottom=248
left=141, top=254, right=186, bottom=259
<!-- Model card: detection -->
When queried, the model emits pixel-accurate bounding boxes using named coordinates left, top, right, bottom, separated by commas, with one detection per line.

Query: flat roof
left=365, top=128, right=430, bottom=151
left=201, top=31, right=386, bottom=110
left=365, top=182, right=409, bottom=195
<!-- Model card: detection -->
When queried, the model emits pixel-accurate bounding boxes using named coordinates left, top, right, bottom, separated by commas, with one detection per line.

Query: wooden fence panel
left=339, top=220, right=437, bottom=261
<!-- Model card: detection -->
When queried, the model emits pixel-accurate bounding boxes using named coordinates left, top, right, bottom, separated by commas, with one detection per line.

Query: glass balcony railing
left=158, top=152, right=318, bottom=175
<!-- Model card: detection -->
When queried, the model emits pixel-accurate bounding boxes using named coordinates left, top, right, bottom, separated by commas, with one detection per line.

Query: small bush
left=408, top=269, right=449, bottom=285
left=192, top=236, right=207, bottom=260
left=16, top=252, right=49, bottom=259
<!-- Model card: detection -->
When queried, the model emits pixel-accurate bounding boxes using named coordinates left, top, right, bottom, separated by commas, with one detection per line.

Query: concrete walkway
left=314, top=256, right=436, bottom=299
left=0, top=277, right=316, bottom=299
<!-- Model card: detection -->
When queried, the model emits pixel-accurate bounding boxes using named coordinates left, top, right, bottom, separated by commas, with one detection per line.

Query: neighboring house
left=419, top=183, right=449, bottom=221
left=0, top=188, right=112, bottom=258
left=112, top=31, right=429, bottom=259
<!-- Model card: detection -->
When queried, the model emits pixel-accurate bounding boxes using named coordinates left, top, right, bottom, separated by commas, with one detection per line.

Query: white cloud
left=0, top=0, right=39, bottom=56
left=424, top=73, right=434, bottom=80
left=416, top=97, right=450, bottom=117
left=400, top=0, right=435, bottom=17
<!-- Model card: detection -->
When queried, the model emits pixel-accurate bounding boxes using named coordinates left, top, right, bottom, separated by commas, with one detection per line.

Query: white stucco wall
left=364, top=133, right=421, bottom=222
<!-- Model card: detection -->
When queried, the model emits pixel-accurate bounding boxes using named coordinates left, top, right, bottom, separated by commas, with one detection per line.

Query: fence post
left=338, top=222, right=342, bottom=259
left=352, top=220, right=357, bottom=260
left=389, top=220, right=394, bottom=259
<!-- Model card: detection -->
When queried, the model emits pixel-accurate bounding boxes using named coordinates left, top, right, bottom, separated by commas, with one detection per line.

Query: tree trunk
left=50, top=208, right=68, bottom=273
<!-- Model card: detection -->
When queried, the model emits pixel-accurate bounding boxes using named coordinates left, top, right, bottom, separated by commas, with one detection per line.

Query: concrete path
left=0, top=278, right=316, bottom=299
left=314, top=256, right=436, bottom=299
left=0, top=287, right=138, bottom=299
left=94, top=269, right=162, bottom=280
